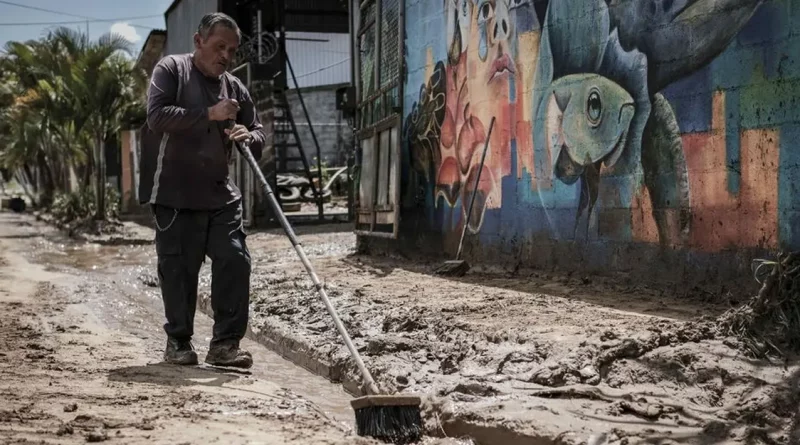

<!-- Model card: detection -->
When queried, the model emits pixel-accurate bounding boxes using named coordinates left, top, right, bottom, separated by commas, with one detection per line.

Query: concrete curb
left=197, top=293, right=364, bottom=397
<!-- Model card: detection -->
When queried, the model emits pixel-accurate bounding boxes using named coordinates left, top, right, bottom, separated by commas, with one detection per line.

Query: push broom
left=434, top=116, right=495, bottom=277
left=233, top=138, right=423, bottom=444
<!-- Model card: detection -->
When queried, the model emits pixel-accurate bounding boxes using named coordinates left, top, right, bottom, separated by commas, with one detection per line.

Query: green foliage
left=50, top=184, right=120, bottom=226
left=0, top=27, right=145, bottom=220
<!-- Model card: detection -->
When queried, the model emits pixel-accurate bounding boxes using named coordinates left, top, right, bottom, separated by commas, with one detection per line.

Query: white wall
left=285, top=32, right=351, bottom=89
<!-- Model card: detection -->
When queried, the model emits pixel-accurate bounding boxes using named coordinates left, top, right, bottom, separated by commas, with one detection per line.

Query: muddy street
left=1, top=210, right=798, bottom=444
left=0, top=212, right=382, bottom=445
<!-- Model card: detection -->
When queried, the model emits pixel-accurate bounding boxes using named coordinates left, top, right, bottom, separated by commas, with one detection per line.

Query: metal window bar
left=355, top=0, right=404, bottom=131
left=380, top=0, right=400, bottom=88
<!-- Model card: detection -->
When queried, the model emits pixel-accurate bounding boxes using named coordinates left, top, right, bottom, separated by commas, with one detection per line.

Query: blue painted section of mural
left=398, top=0, right=800, bottom=262
left=779, top=124, right=800, bottom=247
left=661, top=67, right=713, bottom=134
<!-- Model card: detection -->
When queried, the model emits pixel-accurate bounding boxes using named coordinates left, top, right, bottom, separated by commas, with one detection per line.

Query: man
left=143, top=12, right=265, bottom=368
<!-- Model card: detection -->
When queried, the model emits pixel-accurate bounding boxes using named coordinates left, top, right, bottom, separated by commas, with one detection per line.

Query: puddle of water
left=35, top=242, right=152, bottom=271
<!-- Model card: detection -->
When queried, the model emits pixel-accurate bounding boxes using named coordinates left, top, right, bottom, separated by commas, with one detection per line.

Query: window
left=356, top=0, right=402, bottom=129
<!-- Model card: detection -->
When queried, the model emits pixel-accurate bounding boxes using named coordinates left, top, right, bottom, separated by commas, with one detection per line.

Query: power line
left=294, top=58, right=350, bottom=80
left=0, top=16, right=161, bottom=27
left=0, top=0, right=159, bottom=30
left=0, top=0, right=90, bottom=20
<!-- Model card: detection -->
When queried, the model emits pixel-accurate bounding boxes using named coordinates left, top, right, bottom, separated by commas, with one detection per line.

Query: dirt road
left=3, top=206, right=798, bottom=445
left=0, top=212, right=379, bottom=445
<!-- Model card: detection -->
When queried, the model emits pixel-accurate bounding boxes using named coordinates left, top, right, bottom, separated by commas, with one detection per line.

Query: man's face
left=193, top=25, right=240, bottom=77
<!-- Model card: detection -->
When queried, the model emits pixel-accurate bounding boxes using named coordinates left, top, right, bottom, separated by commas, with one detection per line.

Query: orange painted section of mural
left=632, top=91, right=780, bottom=251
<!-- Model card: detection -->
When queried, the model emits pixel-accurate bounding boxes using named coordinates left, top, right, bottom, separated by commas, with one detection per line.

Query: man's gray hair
left=197, top=12, right=241, bottom=41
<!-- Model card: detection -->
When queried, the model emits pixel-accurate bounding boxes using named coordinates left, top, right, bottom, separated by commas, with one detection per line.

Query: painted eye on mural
left=586, top=89, right=602, bottom=127
left=478, top=1, right=494, bottom=22
left=509, top=0, right=529, bottom=8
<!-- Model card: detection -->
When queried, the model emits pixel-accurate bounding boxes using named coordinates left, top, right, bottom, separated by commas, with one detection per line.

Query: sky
left=0, top=0, right=174, bottom=55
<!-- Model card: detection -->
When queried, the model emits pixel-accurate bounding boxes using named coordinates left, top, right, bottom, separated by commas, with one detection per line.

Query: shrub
left=49, top=184, right=120, bottom=227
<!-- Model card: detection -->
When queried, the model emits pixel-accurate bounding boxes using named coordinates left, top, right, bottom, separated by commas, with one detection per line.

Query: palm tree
left=51, top=28, right=136, bottom=219
left=0, top=33, right=89, bottom=205
left=0, top=27, right=145, bottom=219
left=0, top=47, right=62, bottom=206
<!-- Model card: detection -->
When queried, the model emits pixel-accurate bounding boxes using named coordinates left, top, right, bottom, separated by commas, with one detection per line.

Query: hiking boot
left=205, top=343, right=253, bottom=368
left=163, top=338, right=198, bottom=366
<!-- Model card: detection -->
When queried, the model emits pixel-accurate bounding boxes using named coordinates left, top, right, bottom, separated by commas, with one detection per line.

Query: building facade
left=120, top=0, right=354, bottom=220
left=163, top=0, right=353, bottom=166
left=352, top=0, right=800, bottom=290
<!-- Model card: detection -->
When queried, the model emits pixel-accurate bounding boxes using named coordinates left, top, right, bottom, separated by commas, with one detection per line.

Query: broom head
left=434, top=260, right=470, bottom=277
left=351, top=394, right=422, bottom=444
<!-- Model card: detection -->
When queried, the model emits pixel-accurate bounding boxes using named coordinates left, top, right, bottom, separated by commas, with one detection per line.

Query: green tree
left=0, top=27, right=146, bottom=219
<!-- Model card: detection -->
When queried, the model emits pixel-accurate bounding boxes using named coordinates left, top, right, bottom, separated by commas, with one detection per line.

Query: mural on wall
left=402, top=0, right=785, bottom=252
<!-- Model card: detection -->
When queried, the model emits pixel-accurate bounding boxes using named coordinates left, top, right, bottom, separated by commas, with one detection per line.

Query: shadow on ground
left=108, top=363, right=244, bottom=388
left=340, top=252, right=733, bottom=321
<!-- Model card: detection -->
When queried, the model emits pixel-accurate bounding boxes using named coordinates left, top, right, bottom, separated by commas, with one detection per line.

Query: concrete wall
left=361, top=0, right=800, bottom=290
left=285, top=85, right=354, bottom=167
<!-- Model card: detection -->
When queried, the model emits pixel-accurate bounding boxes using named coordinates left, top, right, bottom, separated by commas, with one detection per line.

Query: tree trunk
left=82, top=147, right=94, bottom=191
left=15, top=167, right=38, bottom=207
left=94, top=135, right=106, bottom=220
left=36, top=152, right=55, bottom=208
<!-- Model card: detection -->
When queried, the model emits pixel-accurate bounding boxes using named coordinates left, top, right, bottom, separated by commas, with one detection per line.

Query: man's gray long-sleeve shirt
left=145, top=53, right=266, bottom=210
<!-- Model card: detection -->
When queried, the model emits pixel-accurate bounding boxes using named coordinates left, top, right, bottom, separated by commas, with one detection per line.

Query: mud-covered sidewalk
left=224, top=225, right=799, bottom=444
left=7, top=209, right=798, bottom=444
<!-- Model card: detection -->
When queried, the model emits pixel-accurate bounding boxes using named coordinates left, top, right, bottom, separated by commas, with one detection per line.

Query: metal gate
left=352, top=0, right=404, bottom=238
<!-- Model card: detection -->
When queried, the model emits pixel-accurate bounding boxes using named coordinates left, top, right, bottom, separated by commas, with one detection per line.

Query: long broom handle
left=455, top=116, right=495, bottom=261
left=236, top=140, right=381, bottom=396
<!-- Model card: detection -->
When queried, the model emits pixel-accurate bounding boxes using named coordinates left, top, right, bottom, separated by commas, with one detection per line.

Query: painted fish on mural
left=543, top=73, right=636, bottom=238
left=546, top=74, right=635, bottom=181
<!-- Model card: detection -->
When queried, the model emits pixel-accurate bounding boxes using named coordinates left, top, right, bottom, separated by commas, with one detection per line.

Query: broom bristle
left=354, top=405, right=422, bottom=444
left=434, top=260, right=470, bottom=277
left=351, top=395, right=422, bottom=444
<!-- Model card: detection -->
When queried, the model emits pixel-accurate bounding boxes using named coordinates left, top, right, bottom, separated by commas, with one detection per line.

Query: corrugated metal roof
left=164, top=0, right=218, bottom=56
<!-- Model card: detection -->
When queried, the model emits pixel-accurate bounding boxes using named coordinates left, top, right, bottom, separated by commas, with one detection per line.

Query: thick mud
left=5, top=209, right=799, bottom=444
left=0, top=220, right=374, bottom=444
left=230, top=228, right=798, bottom=444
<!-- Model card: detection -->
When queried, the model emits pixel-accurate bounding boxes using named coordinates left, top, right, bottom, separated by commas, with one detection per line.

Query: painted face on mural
left=433, top=0, right=535, bottom=233
left=445, top=0, right=473, bottom=65
left=475, top=0, right=516, bottom=85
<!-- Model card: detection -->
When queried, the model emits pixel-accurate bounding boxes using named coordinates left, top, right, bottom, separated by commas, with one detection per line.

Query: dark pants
left=151, top=200, right=251, bottom=348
